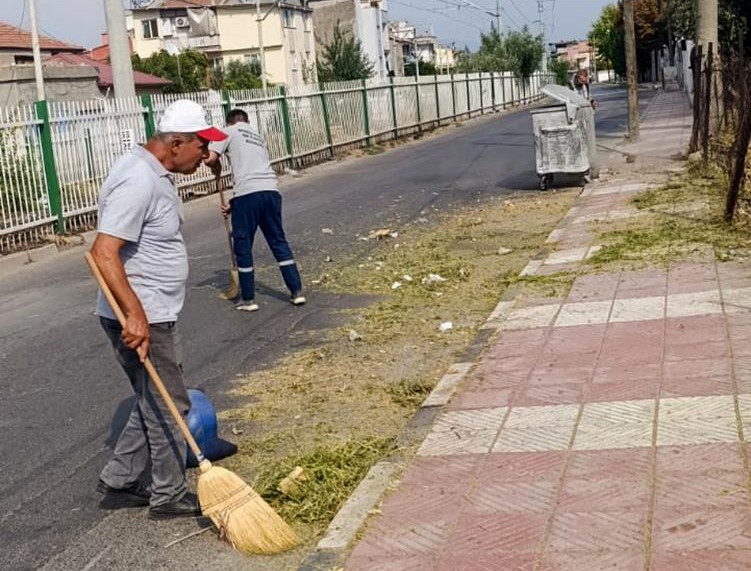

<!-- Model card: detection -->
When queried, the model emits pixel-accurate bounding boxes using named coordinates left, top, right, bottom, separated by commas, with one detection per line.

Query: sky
left=0, top=0, right=612, bottom=51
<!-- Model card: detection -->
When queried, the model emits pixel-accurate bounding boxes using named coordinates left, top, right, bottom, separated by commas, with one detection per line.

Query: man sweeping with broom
left=90, top=100, right=226, bottom=519
left=89, top=100, right=299, bottom=555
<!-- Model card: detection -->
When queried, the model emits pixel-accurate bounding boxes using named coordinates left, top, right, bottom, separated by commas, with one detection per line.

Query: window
left=142, top=19, right=159, bottom=39
left=14, top=55, right=33, bottom=65
left=283, top=8, right=294, bottom=28
left=303, top=13, right=310, bottom=32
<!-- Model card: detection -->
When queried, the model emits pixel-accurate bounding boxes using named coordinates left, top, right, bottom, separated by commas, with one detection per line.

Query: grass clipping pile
left=588, top=164, right=751, bottom=269
left=218, top=190, right=576, bottom=544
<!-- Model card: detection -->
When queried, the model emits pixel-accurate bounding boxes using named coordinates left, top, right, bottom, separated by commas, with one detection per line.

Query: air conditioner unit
left=175, top=17, right=190, bottom=28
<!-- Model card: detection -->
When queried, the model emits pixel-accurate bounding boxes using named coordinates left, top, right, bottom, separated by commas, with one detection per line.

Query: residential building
left=0, top=21, right=84, bottom=66
left=309, top=0, right=389, bottom=78
left=87, top=32, right=134, bottom=64
left=552, top=40, right=594, bottom=71
left=48, top=53, right=172, bottom=96
left=434, top=45, right=455, bottom=74
left=388, top=21, right=437, bottom=75
left=127, top=0, right=316, bottom=86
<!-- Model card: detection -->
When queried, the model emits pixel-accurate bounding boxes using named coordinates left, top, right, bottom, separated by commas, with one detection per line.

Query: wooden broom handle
left=216, top=176, right=237, bottom=271
left=84, top=252, right=207, bottom=463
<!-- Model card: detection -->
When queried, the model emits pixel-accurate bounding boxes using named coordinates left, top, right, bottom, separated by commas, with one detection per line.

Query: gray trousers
left=99, top=317, right=190, bottom=507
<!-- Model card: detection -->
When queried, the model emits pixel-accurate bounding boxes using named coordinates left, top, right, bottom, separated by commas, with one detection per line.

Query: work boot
left=97, top=479, right=150, bottom=508
left=148, top=492, right=202, bottom=520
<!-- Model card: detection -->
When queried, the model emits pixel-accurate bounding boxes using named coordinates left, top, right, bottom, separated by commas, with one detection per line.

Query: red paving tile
left=434, top=552, right=537, bottom=571
left=351, top=519, right=453, bottom=559
left=566, top=448, right=652, bottom=479
left=397, top=455, right=482, bottom=489
left=479, top=451, right=566, bottom=482
left=663, top=340, right=729, bottom=361
left=651, top=549, right=751, bottom=571
left=513, top=382, right=583, bottom=406
left=462, top=479, right=558, bottom=515
left=656, top=444, right=744, bottom=474
left=448, top=386, right=516, bottom=410
left=660, top=375, right=734, bottom=398
left=378, top=485, right=467, bottom=525
left=444, top=512, right=548, bottom=555
left=540, top=550, right=645, bottom=571
left=585, top=379, right=660, bottom=402
left=663, top=358, right=731, bottom=381
left=557, top=476, right=650, bottom=512
left=529, top=366, right=594, bottom=385
left=651, top=509, right=751, bottom=551
left=592, top=363, right=662, bottom=383
left=654, top=471, right=748, bottom=511
left=546, top=510, right=647, bottom=552
left=665, top=315, right=728, bottom=344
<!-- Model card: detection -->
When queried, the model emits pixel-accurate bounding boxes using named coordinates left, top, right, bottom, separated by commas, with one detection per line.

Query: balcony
left=186, top=35, right=220, bottom=50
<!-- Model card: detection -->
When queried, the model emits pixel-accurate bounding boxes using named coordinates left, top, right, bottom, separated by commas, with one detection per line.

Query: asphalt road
left=0, top=85, right=637, bottom=570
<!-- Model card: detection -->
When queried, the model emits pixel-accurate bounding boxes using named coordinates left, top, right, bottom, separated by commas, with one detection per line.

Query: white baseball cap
left=158, top=99, right=227, bottom=142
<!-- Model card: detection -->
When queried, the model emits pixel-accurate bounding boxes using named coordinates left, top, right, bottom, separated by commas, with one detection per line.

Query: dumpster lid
left=539, top=83, right=590, bottom=124
left=540, top=84, right=591, bottom=108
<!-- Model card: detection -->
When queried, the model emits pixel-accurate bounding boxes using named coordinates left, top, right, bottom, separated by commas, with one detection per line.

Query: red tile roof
left=48, top=53, right=172, bottom=88
left=0, top=21, right=84, bottom=52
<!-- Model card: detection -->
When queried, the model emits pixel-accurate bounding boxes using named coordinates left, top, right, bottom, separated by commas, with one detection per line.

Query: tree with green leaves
left=505, top=26, right=545, bottom=79
left=132, top=49, right=210, bottom=93
left=405, top=60, right=437, bottom=76
left=589, top=4, right=626, bottom=77
left=210, top=59, right=263, bottom=91
left=316, top=23, right=374, bottom=82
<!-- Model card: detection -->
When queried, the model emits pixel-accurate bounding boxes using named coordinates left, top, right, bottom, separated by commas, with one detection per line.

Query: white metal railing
left=0, top=72, right=554, bottom=253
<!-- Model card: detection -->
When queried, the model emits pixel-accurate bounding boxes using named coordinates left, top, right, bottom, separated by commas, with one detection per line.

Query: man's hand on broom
left=122, top=309, right=150, bottom=362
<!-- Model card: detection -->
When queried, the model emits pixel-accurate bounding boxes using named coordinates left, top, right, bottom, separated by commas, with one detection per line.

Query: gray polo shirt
left=209, top=122, right=279, bottom=198
left=95, top=146, right=189, bottom=324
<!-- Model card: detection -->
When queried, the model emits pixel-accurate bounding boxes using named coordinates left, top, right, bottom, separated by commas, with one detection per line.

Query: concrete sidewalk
left=343, top=91, right=751, bottom=570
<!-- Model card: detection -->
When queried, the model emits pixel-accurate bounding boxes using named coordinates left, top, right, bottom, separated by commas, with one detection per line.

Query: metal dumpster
left=530, top=84, right=597, bottom=190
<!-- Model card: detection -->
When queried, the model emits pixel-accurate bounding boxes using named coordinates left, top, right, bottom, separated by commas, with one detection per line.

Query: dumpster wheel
left=539, top=174, right=553, bottom=191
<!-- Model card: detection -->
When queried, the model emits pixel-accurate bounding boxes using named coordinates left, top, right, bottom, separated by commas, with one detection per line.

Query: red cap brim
left=197, top=126, right=228, bottom=142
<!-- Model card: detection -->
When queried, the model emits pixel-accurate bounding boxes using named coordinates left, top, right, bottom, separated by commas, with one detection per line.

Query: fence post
left=221, top=89, right=232, bottom=119
left=389, top=76, right=398, bottom=137
left=279, top=85, right=295, bottom=165
left=319, top=83, right=334, bottom=156
left=361, top=78, right=371, bottom=146
left=479, top=72, right=484, bottom=114
left=140, top=94, right=156, bottom=139
left=35, top=100, right=64, bottom=234
left=415, top=75, right=422, bottom=132
left=450, top=73, right=457, bottom=119
left=434, top=76, right=440, bottom=124
left=490, top=72, right=496, bottom=110
left=501, top=72, right=506, bottom=109
left=466, top=74, right=471, bottom=117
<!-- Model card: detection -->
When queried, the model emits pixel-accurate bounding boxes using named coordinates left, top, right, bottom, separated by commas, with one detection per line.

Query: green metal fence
left=0, top=71, right=553, bottom=254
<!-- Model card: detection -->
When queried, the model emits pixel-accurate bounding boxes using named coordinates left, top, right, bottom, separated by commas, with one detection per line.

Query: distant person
left=205, top=109, right=305, bottom=312
left=573, top=68, right=591, bottom=99
left=91, top=100, right=227, bottom=519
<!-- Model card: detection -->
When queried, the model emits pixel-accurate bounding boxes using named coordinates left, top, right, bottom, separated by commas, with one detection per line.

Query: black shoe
left=148, top=492, right=201, bottom=520
left=97, top=480, right=150, bottom=508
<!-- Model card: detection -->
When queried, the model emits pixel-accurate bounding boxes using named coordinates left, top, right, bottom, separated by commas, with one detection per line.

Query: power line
left=390, top=0, right=486, bottom=33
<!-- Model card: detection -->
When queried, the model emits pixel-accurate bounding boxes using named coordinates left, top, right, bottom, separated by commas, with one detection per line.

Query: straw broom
left=216, top=175, right=240, bottom=300
left=85, top=252, right=298, bottom=555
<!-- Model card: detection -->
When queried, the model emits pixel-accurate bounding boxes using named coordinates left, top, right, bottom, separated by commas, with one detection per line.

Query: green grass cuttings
left=254, top=438, right=395, bottom=525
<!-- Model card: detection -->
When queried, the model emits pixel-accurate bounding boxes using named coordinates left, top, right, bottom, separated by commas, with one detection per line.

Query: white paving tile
left=723, top=287, right=751, bottom=314
left=493, top=403, right=579, bottom=452
left=610, top=296, right=665, bottom=323
left=573, top=400, right=655, bottom=450
left=546, top=228, right=564, bottom=244
left=520, top=260, right=543, bottom=277
left=422, top=362, right=473, bottom=407
left=431, top=408, right=507, bottom=432
left=501, top=304, right=560, bottom=331
left=482, top=301, right=515, bottom=330
left=666, top=289, right=722, bottom=318
left=658, top=395, right=739, bottom=446
left=544, top=248, right=589, bottom=266
left=418, top=428, right=498, bottom=456
left=555, top=300, right=612, bottom=327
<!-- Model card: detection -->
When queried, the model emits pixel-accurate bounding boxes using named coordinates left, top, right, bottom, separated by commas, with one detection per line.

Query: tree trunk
left=624, top=0, right=640, bottom=140
left=696, top=0, right=721, bottom=132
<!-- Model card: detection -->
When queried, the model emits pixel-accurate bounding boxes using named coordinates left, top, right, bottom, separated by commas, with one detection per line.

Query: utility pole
left=537, top=0, right=547, bottom=72
left=104, top=0, right=136, bottom=98
left=27, top=0, right=45, bottom=101
left=695, top=0, right=720, bottom=130
left=496, top=0, right=501, bottom=33
left=256, top=0, right=267, bottom=90
left=623, top=0, right=640, bottom=140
